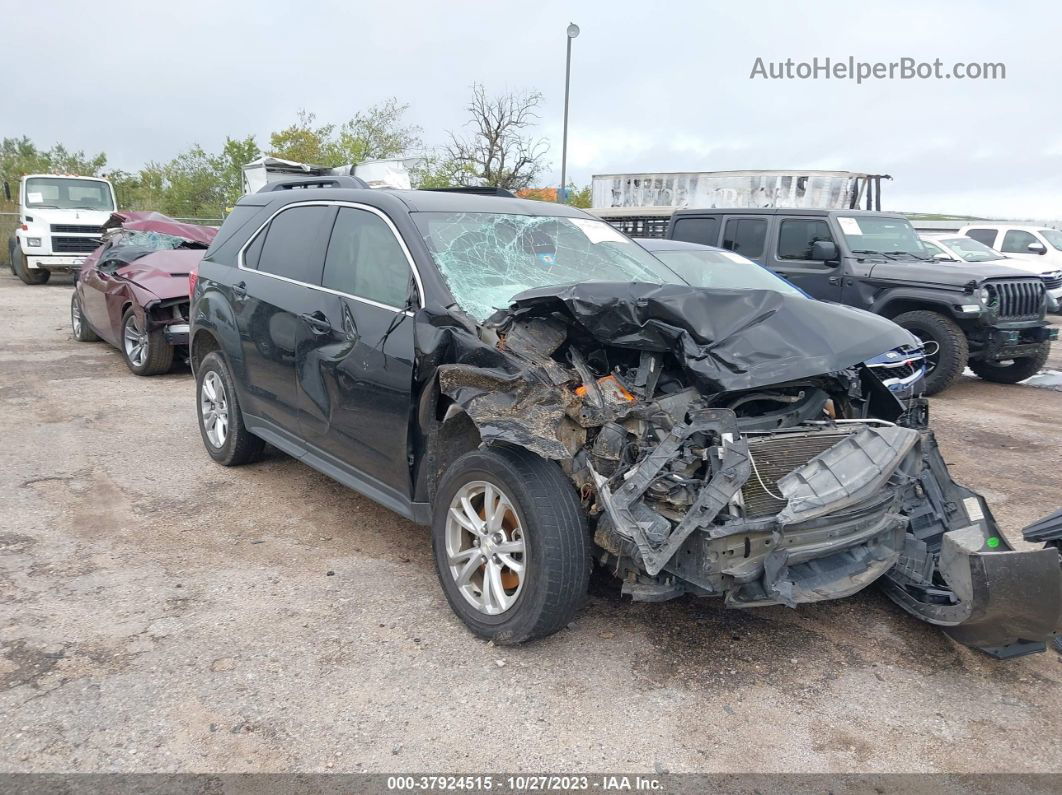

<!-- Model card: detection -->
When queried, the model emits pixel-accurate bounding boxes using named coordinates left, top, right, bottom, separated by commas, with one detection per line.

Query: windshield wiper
left=850, top=249, right=887, bottom=258
left=29, top=204, right=60, bottom=209
left=884, top=250, right=931, bottom=261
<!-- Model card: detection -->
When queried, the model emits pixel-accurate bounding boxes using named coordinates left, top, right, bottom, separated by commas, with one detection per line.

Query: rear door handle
left=300, top=311, right=333, bottom=336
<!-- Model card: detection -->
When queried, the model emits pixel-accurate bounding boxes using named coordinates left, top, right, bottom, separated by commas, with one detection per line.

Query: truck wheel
left=71, top=292, right=99, bottom=342
left=969, top=342, right=1050, bottom=384
left=432, top=445, right=591, bottom=644
left=120, top=307, right=173, bottom=376
left=892, top=310, right=969, bottom=396
left=14, top=252, right=50, bottom=285
left=7, top=237, right=17, bottom=276
left=196, top=351, right=265, bottom=466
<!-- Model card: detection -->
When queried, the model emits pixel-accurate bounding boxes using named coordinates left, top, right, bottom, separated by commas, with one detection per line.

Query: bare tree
left=444, top=84, right=549, bottom=190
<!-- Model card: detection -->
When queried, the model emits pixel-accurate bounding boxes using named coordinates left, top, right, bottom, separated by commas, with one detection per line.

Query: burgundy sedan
left=71, top=212, right=217, bottom=375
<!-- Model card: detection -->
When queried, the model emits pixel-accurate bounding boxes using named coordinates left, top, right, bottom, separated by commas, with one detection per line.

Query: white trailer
left=591, top=170, right=889, bottom=212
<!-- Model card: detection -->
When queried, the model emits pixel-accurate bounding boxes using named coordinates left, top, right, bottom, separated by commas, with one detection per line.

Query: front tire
left=14, top=252, right=50, bottom=285
left=969, top=342, right=1050, bottom=384
left=71, top=292, right=99, bottom=342
left=892, top=310, right=969, bottom=396
left=120, top=307, right=173, bottom=375
left=432, top=445, right=590, bottom=644
left=196, top=351, right=264, bottom=466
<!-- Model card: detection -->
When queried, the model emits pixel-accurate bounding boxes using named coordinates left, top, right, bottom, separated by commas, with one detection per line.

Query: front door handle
left=300, top=311, right=332, bottom=336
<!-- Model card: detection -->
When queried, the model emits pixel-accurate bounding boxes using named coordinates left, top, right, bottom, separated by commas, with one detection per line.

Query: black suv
left=603, top=207, right=1057, bottom=394
left=189, top=179, right=1062, bottom=656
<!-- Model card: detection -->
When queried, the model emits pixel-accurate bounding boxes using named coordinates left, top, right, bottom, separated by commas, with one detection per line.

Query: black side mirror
left=1028, top=242, right=1047, bottom=255
left=2, top=181, right=10, bottom=202
left=810, top=240, right=839, bottom=262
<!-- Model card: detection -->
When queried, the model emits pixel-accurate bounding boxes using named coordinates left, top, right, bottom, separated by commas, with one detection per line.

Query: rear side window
left=777, top=219, right=833, bottom=260
left=671, top=216, right=719, bottom=246
left=256, top=205, right=333, bottom=283
left=1000, top=229, right=1038, bottom=253
left=322, top=208, right=412, bottom=308
left=722, top=218, right=767, bottom=259
left=965, top=228, right=998, bottom=247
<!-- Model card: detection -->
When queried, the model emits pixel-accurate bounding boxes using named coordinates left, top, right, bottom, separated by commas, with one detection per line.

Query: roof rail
left=423, top=186, right=516, bottom=198
left=258, top=175, right=369, bottom=193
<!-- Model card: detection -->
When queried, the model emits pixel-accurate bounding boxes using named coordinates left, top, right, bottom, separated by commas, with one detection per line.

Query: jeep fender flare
left=870, top=288, right=967, bottom=320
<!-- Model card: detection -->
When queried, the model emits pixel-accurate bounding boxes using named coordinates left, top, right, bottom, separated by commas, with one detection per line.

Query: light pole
left=560, top=22, right=579, bottom=201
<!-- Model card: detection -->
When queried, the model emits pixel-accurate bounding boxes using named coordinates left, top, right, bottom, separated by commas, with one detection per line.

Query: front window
left=652, top=249, right=805, bottom=297
left=937, top=237, right=1005, bottom=262
left=1038, top=228, right=1062, bottom=251
left=411, top=212, right=678, bottom=321
left=24, top=177, right=115, bottom=211
left=836, top=216, right=927, bottom=258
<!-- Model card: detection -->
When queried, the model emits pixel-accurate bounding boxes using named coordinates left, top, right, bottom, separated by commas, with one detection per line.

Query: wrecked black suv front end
left=432, top=277, right=1062, bottom=659
left=402, top=207, right=1061, bottom=658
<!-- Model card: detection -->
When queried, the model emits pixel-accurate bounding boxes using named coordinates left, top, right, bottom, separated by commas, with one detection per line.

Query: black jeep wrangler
left=601, top=207, right=1057, bottom=394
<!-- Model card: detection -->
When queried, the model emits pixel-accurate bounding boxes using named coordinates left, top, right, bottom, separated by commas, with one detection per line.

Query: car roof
left=238, top=186, right=592, bottom=218
left=635, top=237, right=726, bottom=252
left=671, top=207, right=908, bottom=219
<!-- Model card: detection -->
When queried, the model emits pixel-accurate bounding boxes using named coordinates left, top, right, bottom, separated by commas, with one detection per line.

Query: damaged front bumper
left=594, top=415, right=1062, bottom=658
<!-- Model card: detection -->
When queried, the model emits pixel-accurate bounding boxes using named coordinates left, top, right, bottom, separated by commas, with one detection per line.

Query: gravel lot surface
left=1, top=273, right=1060, bottom=774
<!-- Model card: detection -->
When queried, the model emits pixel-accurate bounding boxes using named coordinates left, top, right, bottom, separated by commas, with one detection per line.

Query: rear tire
left=71, top=292, right=99, bottom=342
left=120, top=307, right=173, bottom=375
left=196, top=351, right=264, bottom=466
left=969, top=342, right=1050, bottom=384
left=892, top=310, right=968, bottom=396
left=432, top=445, right=590, bottom=644
left=14, top=252, right=50, bottom=285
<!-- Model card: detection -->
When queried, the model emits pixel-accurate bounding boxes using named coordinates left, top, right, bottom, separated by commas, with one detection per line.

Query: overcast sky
left=11, top=0, right=1061, bottom=219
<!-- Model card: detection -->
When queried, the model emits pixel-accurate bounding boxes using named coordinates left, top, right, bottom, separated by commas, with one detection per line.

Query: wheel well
left=879, top=299, right=951, bottom=320
left=190, top=329, right=222, bottom=373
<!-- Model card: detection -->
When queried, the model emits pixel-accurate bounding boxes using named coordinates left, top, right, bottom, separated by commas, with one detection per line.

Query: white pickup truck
left=6, top=174, right=116, bottom=284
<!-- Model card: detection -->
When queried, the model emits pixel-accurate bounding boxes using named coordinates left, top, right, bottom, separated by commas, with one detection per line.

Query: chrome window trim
left=236, top=199, right=426, bottom=315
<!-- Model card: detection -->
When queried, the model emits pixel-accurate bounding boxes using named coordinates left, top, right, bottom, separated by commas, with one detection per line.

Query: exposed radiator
left=741, top=430, right=854, bottom=517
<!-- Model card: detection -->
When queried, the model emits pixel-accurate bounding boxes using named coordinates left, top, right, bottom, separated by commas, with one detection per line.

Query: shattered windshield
left=412, top=211, right=679, bottom=321
left=653, top=249, right=805, bottom=297
left=837, top=216, right=927, bottom=258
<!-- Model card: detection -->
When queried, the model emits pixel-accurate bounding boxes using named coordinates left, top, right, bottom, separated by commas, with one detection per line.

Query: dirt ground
left=1, top=272, right=1060, bottom=774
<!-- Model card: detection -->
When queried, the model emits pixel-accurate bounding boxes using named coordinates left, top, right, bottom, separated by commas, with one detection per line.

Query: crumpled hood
left=102, top=211, right=218, bottom=247
left=117, top=249, right=203, bottom=301
left=494, top=282, right=918, bottom=393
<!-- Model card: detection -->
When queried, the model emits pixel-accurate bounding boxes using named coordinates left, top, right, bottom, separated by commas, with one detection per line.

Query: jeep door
left=234, top=203, right=336, bottom=431
left=767, top=216, right=844, bottom=301
left=295, top=205, right=417, bottom=505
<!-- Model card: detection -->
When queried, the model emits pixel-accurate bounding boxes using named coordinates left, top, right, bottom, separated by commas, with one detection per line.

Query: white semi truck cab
left=6, top=174, right=116, bottom=284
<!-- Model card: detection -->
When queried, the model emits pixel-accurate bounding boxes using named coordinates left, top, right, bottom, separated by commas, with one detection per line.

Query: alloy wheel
left=123, top=315, right=148, bottom=368
left=200, top=371, right=230, bottom=448
left=71, top=297, right=82, bottom=336
left=444, top=480, right=527, bottom=615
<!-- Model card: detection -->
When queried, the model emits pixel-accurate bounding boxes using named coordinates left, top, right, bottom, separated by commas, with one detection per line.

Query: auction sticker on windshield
left=838, top=217, right=863, bottom=235
left=569, top=217, right=630, bottom=244
left=27, top=192, right=44, bottom=204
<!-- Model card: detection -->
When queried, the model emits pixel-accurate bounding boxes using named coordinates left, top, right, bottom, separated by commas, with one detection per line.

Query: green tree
left=564, top=184, right=592, bottom=209
left=269, top=100, right=422, bottom=165
left=1, top=136, right=108, bottom=205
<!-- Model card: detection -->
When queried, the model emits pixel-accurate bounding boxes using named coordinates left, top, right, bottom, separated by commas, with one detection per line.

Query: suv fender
left=191, top=290, right=245, bottom=379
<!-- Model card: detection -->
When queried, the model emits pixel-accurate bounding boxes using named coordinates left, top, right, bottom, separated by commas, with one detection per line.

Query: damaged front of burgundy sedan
left=72, top=211, right=217, bottom=375
left=190, top=186, right=1062, bottom=658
